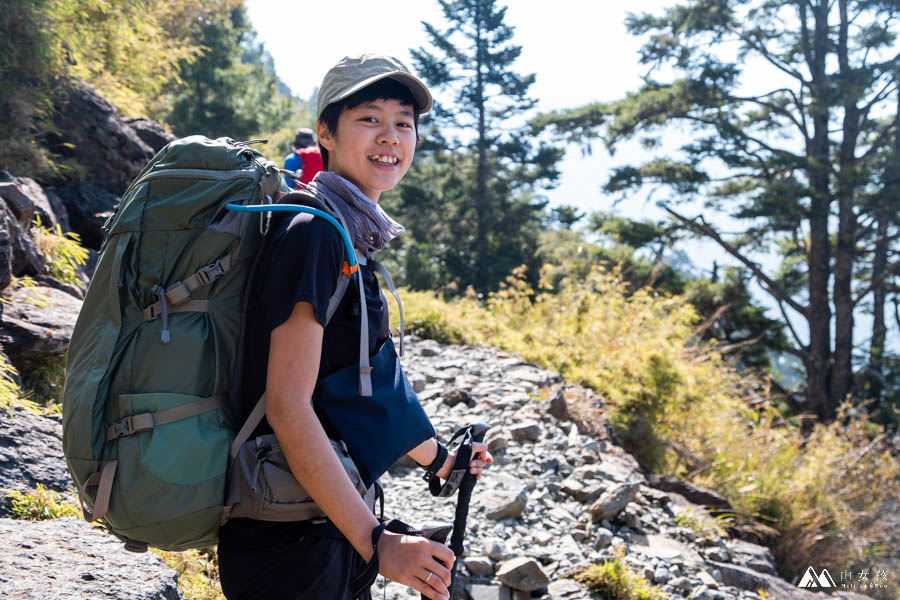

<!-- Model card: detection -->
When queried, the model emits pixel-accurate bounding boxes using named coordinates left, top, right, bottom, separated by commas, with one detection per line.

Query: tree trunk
left=804, top=0, right=833, bottom=419
left=831, top=0, right=859, bottom=408
left=869, top=80, right=900, bottom=399
left=869, top=211, right=889, bottom=399
left=473, top=6, right=490, bottom=291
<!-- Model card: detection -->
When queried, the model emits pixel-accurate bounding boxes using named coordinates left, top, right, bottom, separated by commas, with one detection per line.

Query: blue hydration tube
left=225, top=203, right=358, bottom=279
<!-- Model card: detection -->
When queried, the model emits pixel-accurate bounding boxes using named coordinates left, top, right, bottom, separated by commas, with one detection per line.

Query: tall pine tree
left=537, top=0, right=900, bottom=420
left=401, top=0, right=562, bottom=293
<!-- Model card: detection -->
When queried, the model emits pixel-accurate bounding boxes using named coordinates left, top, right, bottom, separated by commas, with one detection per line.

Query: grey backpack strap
left=230, top=394, right=266, bottom=461
left=355, top=252, right=373, bottom=397
left=369, top=259, right=404, bottom=356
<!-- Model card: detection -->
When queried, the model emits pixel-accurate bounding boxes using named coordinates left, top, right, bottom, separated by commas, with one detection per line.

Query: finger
left=471, top=444, right=493, bottom=463
left=422, top=567, right=450, bottom=597
left=428, top=540, right=456, bottom=568
left=426, top=558, right=453, bottom=587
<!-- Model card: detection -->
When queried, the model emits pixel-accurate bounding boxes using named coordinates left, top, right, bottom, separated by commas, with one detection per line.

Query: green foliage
left=684, top=267, right=789, bottom=369
left=538, top=0, right=900, bottom=417
left=158, top=4, right=299, bottom=140
left=0, top=0, right=58, bottom=174
left=47, top=0, right=206, bottom=117
left=0, top=352, right=39, bottom=415
left=5, top=484, right=80, bottom=520
left=573, top=547, right=666, bottom=600
left=31, top=217, right=88, bottom=287
left=16, top=353, right=67, bottom=407
left=154, top=547, right=224, bottom=600
left=674, top=507, right=731, bottom=538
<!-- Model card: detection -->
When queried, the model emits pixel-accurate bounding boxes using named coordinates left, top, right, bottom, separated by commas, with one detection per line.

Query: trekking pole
left=419, top=423, right=490, bottom=599
left=447, top=423, right=491, bottom=597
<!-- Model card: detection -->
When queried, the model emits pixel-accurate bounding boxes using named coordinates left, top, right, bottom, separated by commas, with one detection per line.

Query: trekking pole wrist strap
left=428, top=426, right=475, bottom=498
left=350, top=519, right=421, bottom=599
left=419, top=441, right=448, bottom=483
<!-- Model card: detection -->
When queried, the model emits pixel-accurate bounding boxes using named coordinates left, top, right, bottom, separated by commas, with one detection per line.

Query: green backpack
left=62, top=136, right=354, bottom=552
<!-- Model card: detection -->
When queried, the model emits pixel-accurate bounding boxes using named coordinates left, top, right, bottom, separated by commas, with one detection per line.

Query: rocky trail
left=0, top=333, right=871, bottom=599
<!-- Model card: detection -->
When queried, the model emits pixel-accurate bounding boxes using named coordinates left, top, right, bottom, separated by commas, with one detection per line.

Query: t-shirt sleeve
left=256, top=212, right=346, bottom=331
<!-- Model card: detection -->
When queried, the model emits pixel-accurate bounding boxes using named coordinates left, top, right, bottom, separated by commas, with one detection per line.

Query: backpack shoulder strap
left=369, top=258, right=404, bottom=357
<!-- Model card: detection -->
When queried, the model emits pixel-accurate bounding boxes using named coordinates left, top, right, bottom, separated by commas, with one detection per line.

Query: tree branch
left=859, top=75, right=898, bottom=119
left=664, top=205, right=810, bottom=318
left=775, top=290, right=808, bottom=350
left=732, top=27, right=810, bottom=85
left=726, top=92, right=810, bottom=141
left=860, top=120, right=899, bottom=160
left=853, top=262, right=900, bottom=307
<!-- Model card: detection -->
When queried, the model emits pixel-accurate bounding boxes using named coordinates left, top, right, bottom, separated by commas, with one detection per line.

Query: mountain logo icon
left=798, top=566, right=836, bottom=588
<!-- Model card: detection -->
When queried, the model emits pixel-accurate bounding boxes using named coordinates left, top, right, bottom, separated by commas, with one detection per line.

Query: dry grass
left=395, top=266, right=900, bottom=584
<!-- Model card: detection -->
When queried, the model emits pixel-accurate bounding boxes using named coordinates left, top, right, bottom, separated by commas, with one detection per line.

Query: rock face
left=0, top=201, right=44, bottom=283
left=0, top=284, right=82, bottom=357
left=44, top=79, right=156, bottom=197
left=36, top=80, right=176, bottom=250
left=46, top=183, right=119, bottom=250
left=0, top=518, right=183, bottom=600
left=0, top=172, right=64, bottom=230
left=125, top=117, right=176, bottom=153
left=0, top=405, right=71, bottom=517
left=0, top=172, right=74, bottom=291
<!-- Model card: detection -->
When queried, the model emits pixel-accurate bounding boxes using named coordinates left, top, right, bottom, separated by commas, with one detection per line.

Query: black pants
left=217, top=518, right=372, bottom=600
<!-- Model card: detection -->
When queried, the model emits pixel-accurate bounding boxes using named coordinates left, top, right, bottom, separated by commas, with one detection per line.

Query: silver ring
left=424, top=571, right=433, bottom=583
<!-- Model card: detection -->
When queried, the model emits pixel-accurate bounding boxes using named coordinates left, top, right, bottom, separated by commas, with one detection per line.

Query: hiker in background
left=283, top=127, right=323, bottom=188
left=217, top=54, right=492, bottom=600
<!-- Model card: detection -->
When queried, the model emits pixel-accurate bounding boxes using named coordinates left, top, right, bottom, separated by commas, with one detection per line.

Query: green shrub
left=5, top=484, right=80, bottom=520
left=17, top=353, right=67, bottom=407
left=154, top=547, right=224, bottom=600
left=0, top=351, right=39, bottom=415
left=573, top=547, right=666, bottom=600
left=32, top=217, right=89, bottom=287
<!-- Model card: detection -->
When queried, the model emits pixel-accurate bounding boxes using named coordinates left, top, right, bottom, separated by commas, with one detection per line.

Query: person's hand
left=436, top=441, right=493, bottom=481
left=377, top=531, right=455, bottom=600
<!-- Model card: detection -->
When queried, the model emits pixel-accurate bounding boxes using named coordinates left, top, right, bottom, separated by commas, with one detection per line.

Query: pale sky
left=245, top=0, right=897, bottom=355
left=245, top=0, right=673, bottom=219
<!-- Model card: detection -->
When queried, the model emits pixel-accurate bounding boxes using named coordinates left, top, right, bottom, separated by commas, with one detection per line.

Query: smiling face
left=316, top=98, right=417, bottom=203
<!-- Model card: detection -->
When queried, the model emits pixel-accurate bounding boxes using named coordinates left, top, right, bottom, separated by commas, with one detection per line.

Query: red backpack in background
left=295, top=146, right=323, bottom=184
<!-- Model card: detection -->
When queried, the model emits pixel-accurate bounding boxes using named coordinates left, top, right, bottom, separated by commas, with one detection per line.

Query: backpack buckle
left=106, top=413, right=155, bottom=441
left=107, top=417, right=135, bottom=441
left=196, top=261, right=225, bottom=286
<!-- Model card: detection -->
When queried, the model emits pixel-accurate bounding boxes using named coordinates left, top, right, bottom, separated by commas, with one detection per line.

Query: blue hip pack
left=314, top=337, right=435, bottom=488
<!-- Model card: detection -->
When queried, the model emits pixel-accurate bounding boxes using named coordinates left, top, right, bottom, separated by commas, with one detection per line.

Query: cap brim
left=330, top=71, right=433, bottom=115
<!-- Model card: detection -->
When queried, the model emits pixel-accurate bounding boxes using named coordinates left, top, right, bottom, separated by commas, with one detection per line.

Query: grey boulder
left=0, top=405, right=71, bottom=517
left=0, top=517, right=183, bottom=600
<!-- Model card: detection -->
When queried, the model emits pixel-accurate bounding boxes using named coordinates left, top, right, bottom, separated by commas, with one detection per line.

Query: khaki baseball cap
left=316, top=53, right=433, bottom=120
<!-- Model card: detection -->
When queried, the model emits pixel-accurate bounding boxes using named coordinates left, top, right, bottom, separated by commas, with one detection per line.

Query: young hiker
left=283, top=128, right=323, bottom=188
left=216, top=54, right=492, bottom=600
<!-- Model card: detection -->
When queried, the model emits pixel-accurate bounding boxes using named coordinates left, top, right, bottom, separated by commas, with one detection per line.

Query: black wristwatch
left=418, top=441, right=448, bottom=482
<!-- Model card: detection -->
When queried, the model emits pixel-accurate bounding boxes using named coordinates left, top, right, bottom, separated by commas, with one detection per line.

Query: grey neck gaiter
left=306, top=171, right=405, bottom=257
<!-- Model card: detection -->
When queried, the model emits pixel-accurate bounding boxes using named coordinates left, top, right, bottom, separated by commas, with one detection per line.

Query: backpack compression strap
left=142, top=253, right=238, bottom=344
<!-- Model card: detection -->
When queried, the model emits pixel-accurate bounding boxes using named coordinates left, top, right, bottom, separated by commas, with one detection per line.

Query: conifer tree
left=537, top=0, right=900, bottom=419
left=406, top=0, right=562, bottom=292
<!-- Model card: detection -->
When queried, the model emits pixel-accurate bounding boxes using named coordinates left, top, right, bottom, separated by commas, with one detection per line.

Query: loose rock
left=496, top=557, right=550, bottom=592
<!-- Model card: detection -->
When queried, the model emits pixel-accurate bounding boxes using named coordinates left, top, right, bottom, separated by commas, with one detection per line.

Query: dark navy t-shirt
left=237, top=210, right=390, bottom=436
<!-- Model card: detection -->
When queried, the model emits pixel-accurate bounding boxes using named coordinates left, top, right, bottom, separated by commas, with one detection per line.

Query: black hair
left=318, top=78, right=420, bottom=169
